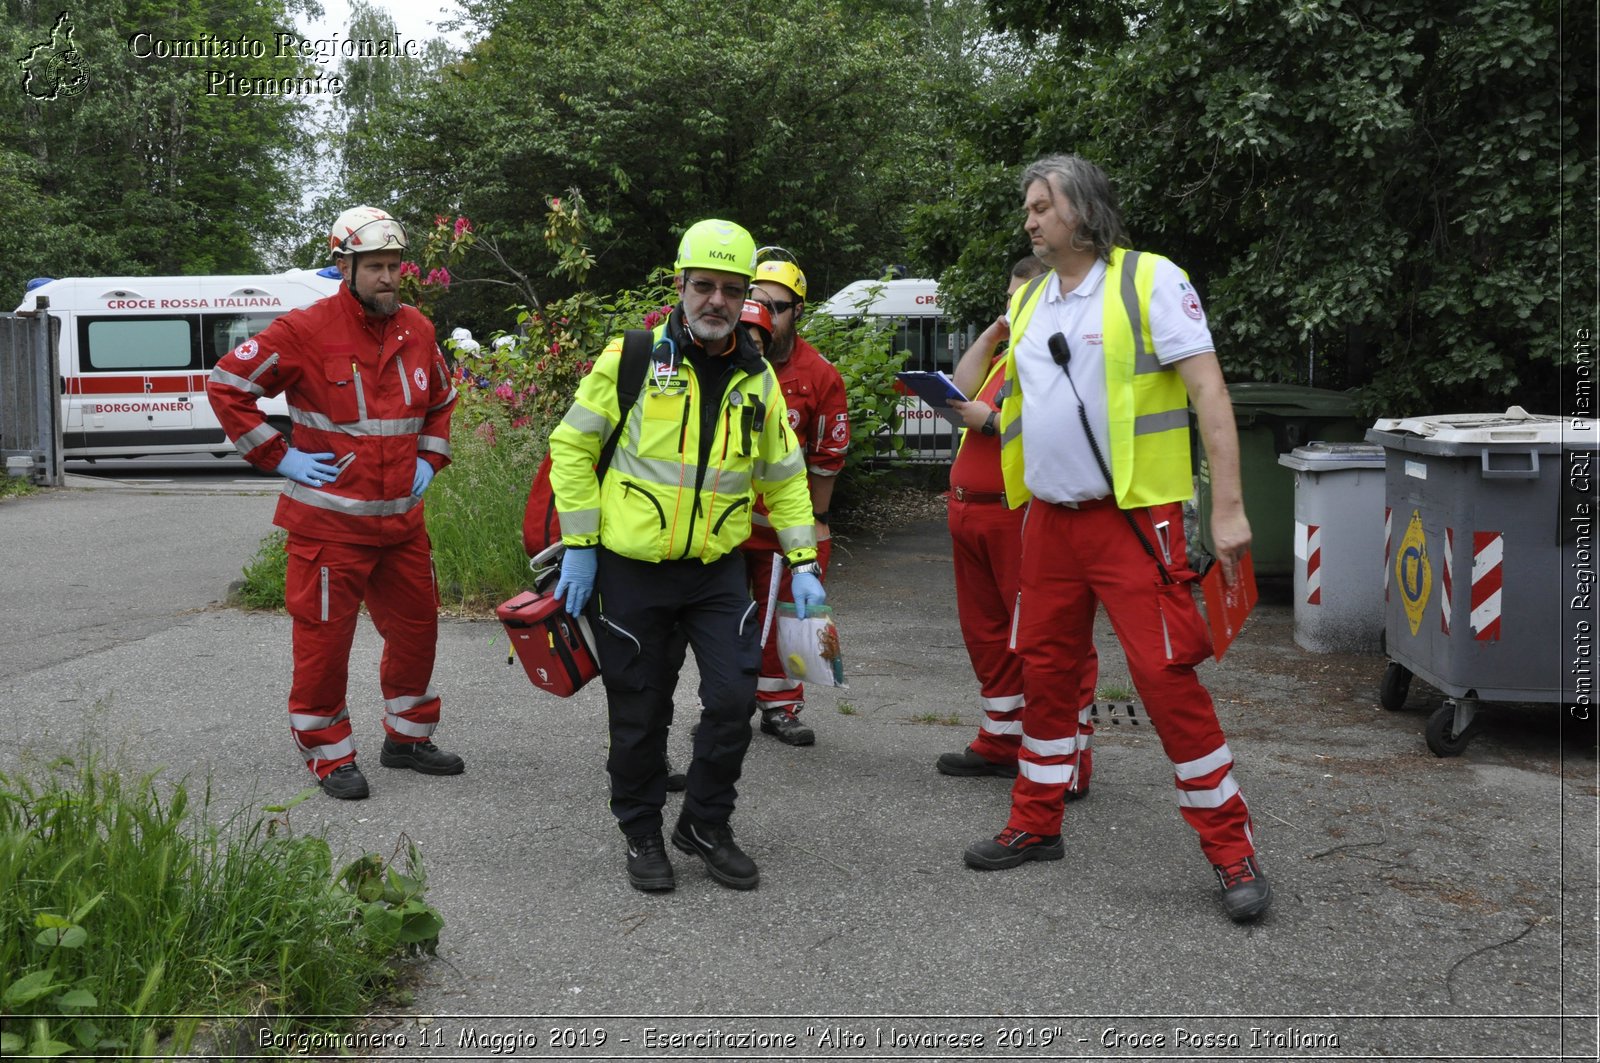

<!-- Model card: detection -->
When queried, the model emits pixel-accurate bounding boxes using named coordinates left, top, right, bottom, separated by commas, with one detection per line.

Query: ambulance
left=14, top=268, right=342, bottom=459
left=816, top=277, right=962, bottom=460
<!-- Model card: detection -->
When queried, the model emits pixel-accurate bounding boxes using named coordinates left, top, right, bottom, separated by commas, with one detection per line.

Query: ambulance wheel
left=1425, top=701, right=1480, bottom=758
left=1379, top=661, right=1412, bottom=711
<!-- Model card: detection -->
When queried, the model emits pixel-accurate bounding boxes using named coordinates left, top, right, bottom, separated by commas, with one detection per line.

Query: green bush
left=0, top=752, right=441, bottom=1058
left=235, top=528, right=288, bottom=611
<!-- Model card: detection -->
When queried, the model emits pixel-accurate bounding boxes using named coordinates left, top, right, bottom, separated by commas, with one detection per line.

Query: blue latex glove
left=554, top=547, right=597, bottom=616
left=275, top=448, right=340, bottom=487
left=791, top=570, right=827, bottom=619
left=412, top=457, right=436, bottom=497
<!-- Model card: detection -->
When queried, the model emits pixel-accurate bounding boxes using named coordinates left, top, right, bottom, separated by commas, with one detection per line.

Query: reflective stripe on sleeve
left=754, top=447, right=806, bottom=483
left=209, top=367, right=266, bottom=397
left=234, top=422, right=281, bottom=456
left=561, top=507, right=600, bottom=537
left=561, top=403, right=612, bottom=437
left=418, top=434, right=451, bottom=457
left=428, top=386, right=458, bottom=412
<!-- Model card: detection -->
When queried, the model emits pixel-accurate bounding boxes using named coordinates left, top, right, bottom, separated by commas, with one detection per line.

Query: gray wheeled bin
left=1278, top=443, right=1387, bottom=654
left=1367, top=407, right=1599, bottom=756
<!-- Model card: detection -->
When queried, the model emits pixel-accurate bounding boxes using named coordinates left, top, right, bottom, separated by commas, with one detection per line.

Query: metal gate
left=1, top=301, right=63, bottom=485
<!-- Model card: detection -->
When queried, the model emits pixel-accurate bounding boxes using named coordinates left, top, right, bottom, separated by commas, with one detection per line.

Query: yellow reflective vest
left=549, top=323, right=818, bottom=565
left=998, top=247, right=1194, bottom=510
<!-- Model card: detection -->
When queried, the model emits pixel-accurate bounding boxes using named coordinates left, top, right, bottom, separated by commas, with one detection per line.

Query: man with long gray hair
left=962, top=153, right=1270, bottom=923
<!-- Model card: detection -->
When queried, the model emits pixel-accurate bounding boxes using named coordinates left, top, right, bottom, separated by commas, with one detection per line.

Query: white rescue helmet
left=328, top=206, right=408, bottom=258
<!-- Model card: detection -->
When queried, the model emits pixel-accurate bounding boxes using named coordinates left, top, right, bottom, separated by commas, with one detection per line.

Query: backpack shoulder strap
left=596, top=328, right=654, bottom=480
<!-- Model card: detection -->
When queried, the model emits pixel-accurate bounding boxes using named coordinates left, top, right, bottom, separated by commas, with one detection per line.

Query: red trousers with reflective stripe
left=284, top=532, right=441, bottom=778
left=743, top=538, right=832, bottom=713
left=950, top=496, right=1096, bottom=777
left=1009, top=500, right=1254, bottom=865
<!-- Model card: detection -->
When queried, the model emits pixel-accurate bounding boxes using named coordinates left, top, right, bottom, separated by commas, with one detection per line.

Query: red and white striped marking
left=1305, top=524, right=1322, bottom=605
left=1440, top=528, right=1453, bottom=635
left=1471, top=532, right=1503, bottom=641
left=1384, top=507, right=1393, bottom=602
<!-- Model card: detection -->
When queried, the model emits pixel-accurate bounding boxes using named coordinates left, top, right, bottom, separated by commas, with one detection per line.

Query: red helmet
left=740, top=299, right=773, bottom=342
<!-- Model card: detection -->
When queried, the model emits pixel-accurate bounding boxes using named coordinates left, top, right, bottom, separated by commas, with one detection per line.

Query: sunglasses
left=752, top=296, right=799, bottom=316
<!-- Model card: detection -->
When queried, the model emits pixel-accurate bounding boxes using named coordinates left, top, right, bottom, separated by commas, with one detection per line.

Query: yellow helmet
left=674, top=219, right=757, bottom=278
left=328, top=205, right=408, bottom=258
left=753, top=254, right=807, bottom=300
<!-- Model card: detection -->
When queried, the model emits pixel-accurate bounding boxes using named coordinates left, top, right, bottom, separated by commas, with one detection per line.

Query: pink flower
left=579, top=360, right=594, bottom=375
left=424, top=267, right=451, bottom=288
left=435, top=214, right=448, bottom=227
left=550, top=197, right=561, bottom=208
left=399, top=261, right=421, bottom=279
left=494, top=382, right=514, bottom=400
left=642, top=310, right=664, bottom=329
left=511, top=416, right=529, bottom=429
left=475, top=421, right=497, bottom=446
left=454, top=216, right=473, bottom=238
left=536, top=359, right=547, bottom=371
left=550, top=341, right=561, bottom=354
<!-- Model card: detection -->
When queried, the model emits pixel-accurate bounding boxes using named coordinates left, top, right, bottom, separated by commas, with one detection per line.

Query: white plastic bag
left=774, top=603, right=847, bottom=688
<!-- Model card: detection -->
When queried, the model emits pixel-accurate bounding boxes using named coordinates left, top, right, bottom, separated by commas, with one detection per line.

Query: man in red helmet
left=207, top=205, right=463, bottom=801
left=742, top=249, right=850, bottom=747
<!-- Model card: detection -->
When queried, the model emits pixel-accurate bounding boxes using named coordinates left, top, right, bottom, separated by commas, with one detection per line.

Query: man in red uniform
left=207, top=205, right=463, bottom=800
left=939, top=257, right=1098, bottom=790
left=741, top=249, right=850, bottom=746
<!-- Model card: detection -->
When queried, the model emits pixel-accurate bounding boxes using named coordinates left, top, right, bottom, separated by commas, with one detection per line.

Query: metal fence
left=0, top=301, right=63, bottom=485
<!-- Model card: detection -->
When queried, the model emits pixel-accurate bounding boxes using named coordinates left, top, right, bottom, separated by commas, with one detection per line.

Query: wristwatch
left=812, top=509, right=831, bottom=524
left=789, top=561, right=822, bottom=577
left=981, top=410, right=999, bottom=436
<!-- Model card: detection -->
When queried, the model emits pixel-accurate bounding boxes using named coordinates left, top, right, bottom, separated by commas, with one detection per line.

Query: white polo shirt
left=1014, top=257, right=1215, bottom=504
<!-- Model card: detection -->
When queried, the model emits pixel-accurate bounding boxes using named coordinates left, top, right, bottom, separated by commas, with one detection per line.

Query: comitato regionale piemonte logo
left=19, top=12, right=88, bottom=101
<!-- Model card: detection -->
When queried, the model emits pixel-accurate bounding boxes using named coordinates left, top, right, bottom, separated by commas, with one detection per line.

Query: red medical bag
left=496, top=590, right=600, bottom=697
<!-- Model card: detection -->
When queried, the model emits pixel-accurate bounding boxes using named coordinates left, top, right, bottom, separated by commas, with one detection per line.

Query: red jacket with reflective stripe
left=207, top=286, right=456, bottom=546
left=746, top=335, right=849, bottom=549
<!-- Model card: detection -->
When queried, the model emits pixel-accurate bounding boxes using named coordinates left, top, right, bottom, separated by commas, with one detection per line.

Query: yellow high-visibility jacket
left=999, top=247, right=1193, bottom=509
left=549, top=322, right=818, bottom=565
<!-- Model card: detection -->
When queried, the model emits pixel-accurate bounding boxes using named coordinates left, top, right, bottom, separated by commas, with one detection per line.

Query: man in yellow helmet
left=742, top=249, right=851, bottom=747
left=962, top=155, right=1270, bottom=924
left=548, top=219, right=825, bottom=893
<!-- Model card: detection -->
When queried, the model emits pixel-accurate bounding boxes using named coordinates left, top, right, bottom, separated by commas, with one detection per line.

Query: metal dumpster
left=1368, top=407, right=1598, bottom=755
left=1279, top=443, right=1388, bottom=654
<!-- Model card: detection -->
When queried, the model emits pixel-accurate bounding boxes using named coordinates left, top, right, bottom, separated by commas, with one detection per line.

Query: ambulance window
left=79, top=317, right=199, bottom=372
left=203, top=313, right=279, bottom=368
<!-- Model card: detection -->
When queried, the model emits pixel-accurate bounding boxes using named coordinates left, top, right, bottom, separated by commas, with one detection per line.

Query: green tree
left=913, top=0, right=1594, bottom=415
left=339, top=0, right=948, bottom=331
left=0, top=0, right=321, bottom=297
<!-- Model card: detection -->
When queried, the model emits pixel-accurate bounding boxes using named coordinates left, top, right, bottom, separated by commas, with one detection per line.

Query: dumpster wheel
left=1379, top=661, right=1412, bottom=711
left=1426, top=700, right=1481, bottom=757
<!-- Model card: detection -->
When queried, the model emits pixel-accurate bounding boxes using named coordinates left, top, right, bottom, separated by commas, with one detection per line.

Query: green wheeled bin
left=1195, top=383, right=1369, bottom=578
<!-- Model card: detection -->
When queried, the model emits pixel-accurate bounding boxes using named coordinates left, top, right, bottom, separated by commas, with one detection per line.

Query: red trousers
left=743, top=538, right=832, bottom=714
left=950, top=497, right=1096, bottom=783
left=283, top=533, right=442, bottom=778
left=1009, top=499, right=1254, bottom=865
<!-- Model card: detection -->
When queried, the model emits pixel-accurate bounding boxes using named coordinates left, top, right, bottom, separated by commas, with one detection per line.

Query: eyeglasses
left=752, top=295, right=799, bottom=316
left=685, top=278, right=749, bottom=302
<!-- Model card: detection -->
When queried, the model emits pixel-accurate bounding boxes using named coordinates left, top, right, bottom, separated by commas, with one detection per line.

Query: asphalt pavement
left=0, top=475, right=1595, bottom=1062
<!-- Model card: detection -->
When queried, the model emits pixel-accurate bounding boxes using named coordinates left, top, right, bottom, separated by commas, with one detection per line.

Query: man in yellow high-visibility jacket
left=961, top=154, right=1271, bottom=924
left=548, top=219, right=825, bottom=894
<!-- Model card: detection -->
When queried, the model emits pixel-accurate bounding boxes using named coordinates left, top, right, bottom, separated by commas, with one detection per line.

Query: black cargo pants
left=589, top=547, right=762, bottom=836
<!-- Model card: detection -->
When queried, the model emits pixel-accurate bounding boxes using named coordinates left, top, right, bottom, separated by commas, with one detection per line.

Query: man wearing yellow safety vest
left=548, top=219, right=825, bottom=893
left=960, top=154, right=1271, bottom=923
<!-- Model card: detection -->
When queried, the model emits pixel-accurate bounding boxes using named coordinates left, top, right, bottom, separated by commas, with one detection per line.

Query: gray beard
left=358, top=291, right=400, bottom=318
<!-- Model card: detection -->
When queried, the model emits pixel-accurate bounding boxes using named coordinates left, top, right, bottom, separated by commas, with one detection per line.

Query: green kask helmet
left=674, top=219, right=757, bottom=279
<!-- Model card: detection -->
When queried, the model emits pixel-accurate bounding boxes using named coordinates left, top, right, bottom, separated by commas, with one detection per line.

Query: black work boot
left=936, top=746, right=1018, bottom=777
left=318, top=762, right=370, bottom=800
left=379, top=738, right=464, bottom=775
left=671, top=815, right=759, bottom=890
left=963, top=827, right=1065, bottom=870
left=1214, top=855, right=1272, bottom=922
left=760, top=707, right=815, bottom=746
left=625, top=832, right=676, bottom=892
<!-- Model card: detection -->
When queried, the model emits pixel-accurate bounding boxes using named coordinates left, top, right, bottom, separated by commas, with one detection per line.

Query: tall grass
left=424, top=402, right=546, bottom=613
left=0, top=751, right=435, bottom=1057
